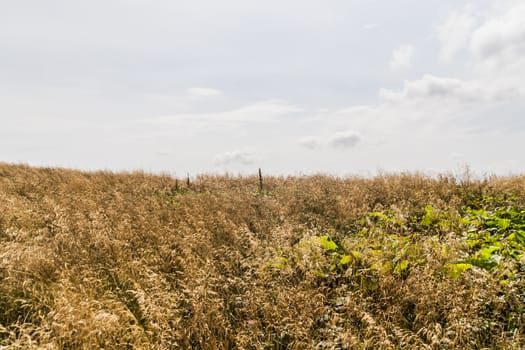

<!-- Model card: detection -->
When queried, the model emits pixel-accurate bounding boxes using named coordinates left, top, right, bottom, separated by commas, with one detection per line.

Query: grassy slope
left=0, top=163, right=524, bottom=349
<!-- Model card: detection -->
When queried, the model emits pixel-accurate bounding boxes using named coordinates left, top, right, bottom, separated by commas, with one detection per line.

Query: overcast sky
left=1, top=0, right=524, bottom=176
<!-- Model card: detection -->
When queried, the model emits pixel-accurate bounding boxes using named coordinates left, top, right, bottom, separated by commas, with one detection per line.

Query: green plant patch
left=468, top=246, right=501, bottom=269
left=393, top=260, right=409, bottom=276
left=420, top=205, right=435, bottom=229
left=319, top=235, right=338, bottom=252
left=368, top=211, right=405, bottom=228
left=339, top=254, right=352, bottom=266
left=266, top=256, right=290, bottom=270
left=444, top=263, right=472, bottom=279
left=462, top=203, right=525, bottom=271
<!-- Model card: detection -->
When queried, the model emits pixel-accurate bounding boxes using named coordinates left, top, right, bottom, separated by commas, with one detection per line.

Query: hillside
left=0, top=163, right=524, bottom=349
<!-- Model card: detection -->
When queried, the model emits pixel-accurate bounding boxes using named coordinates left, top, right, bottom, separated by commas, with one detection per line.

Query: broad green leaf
left=319, top=235, right=338, bottom=252
left=339, top=254, right=352, bottom=265
left=393, top=260, right=409, bottom=276
left=493, top=217, right=511, bottom=230
left=420, top=204, right=434, bottom=228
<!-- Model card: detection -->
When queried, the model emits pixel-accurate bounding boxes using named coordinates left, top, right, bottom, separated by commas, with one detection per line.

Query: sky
left=1, top=0, right=524, bottom=176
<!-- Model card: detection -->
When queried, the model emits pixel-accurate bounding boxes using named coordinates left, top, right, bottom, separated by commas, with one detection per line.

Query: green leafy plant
left=462, top=203, right=525, bottom=270
left=444, top=263, right=472, bottom=279
left=420, top=205, right=436, bottom=229
left=319, top=235, right=338, bottom=252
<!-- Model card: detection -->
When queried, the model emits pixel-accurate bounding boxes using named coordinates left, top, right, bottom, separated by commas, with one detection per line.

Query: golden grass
left=0, top=163, right=523, bottom=349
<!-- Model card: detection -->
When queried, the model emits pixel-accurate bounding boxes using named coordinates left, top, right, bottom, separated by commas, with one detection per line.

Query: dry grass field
left=0, top=163, right=524, bottom=349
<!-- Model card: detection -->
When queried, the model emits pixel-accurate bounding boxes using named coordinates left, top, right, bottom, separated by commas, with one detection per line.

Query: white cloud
left=333, top=105, right=374, bottom=116
left=379, top=74, right=518, bottom=103
left=330, top=131, right=361, bottom=148
left=300, top=131, right=361, bottom=150
left=186, top=87, right=222, bottom=97
left=146, top=100, right=303, bottom=127
left=230, top=100, right=303, bottom=120
left=303, top=71, right=522, bottom=155
left=298, top=136, right=323, bottom=149
left=436, top=1, right=525, bottom=81
left=437, top=11, right=477, bottom=62
left=214, top=150, right=256, bottom=166
left=469, top=2, right=525, bottom=68
left=389, top=45, right=414, bottom=70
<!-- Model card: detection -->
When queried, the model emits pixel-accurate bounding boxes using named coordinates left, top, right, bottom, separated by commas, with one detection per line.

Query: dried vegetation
left=0, top=163, right=524, bottom=349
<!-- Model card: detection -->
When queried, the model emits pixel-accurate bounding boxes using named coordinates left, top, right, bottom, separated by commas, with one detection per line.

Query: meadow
left=0, top=163, right=524, bottom=349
